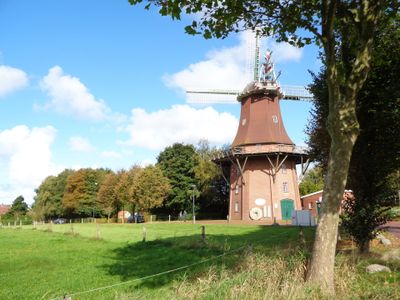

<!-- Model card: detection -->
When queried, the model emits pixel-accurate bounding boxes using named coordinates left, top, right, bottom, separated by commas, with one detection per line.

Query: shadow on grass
left=100, top=226, right=315, bottom=290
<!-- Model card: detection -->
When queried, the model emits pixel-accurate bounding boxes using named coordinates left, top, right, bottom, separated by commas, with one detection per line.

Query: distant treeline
left=30, top=140, right=228, bottom=220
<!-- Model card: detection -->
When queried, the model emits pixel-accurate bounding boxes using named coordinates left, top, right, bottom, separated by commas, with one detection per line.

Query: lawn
left=0, top=223, right=311, bottom=300
left=0, top=223, right=398, bottom=299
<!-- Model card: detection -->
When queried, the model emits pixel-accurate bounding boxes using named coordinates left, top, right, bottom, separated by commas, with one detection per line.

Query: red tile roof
left=0, top=204, right=11, bottom=215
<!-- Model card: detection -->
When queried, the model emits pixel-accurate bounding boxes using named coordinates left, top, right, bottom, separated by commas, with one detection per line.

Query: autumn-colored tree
left=63, top=168, right=111, bottom=217
left=130, top=165, right=171, bottom=211
left=97, top=172, right=119, bottom=221
left=114, top=166, right=141, bottom=213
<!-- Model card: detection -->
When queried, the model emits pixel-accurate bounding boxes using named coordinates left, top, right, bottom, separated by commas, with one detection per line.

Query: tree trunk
left=307, top=62, right=360, bottom=293
left=306, top=128, right=358, bottom=293
left=358, top=239, right=370, bottom=254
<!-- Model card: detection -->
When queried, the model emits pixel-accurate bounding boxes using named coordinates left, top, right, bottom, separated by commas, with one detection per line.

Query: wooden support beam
left=235, top=156, right=248, bottom=184
left=218, top=162, right=230, bottom=186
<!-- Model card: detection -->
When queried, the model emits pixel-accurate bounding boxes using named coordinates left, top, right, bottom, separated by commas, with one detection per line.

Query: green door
left=281, top=199, right=294, bottom=221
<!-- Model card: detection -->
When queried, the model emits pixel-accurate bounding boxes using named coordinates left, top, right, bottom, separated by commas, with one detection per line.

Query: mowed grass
left=0, top=223, right=312, bottom=300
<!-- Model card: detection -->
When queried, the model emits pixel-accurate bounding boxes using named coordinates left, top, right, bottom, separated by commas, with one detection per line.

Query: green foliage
left=129, top=0, right=322, bottom=46
left=299, top=167, right=325, bottom=196
left=62, top=168, right=111, bottom=217
left=130, top=165, right=171, bottom=211
left=4, top=195, right=28, bottom=219
left=32, top=169, right=75, bottom=220
left=194, top=140, right=229, bottom=217
left=307, top=14, right=400, bottom=252
left=157, top=143, right=197, bottom=213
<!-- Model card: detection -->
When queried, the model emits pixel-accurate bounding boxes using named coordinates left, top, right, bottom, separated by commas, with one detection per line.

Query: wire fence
left=49, top=245, right=248, bottom=300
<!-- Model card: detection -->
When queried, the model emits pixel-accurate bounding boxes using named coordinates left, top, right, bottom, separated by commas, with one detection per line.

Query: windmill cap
left=237, top=80, right=284, bottom=101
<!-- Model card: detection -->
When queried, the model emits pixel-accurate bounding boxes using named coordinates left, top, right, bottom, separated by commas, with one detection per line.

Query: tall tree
left=63, top=168, right=110, bottom=217
left=157, top=143, right=197, bottom=213
left=114, top=166, right=141, bottom=213
left=33, top=169, right=74, bottom=219
left=130, top=165, right=171, bottom=211
left=129, top=0, right=397, bottom=292
left=307, top=14, right=400, bottom=253
left=97, top=171, right=119, bottom=220
left=6, top=195, right=28, bottom=220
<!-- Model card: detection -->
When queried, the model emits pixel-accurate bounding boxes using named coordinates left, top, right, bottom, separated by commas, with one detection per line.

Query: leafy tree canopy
left=130, top=165, right=171, bottom=211
left=6, top=195, right=28, bottom=219
left=157, top=143, right=197, bottom=213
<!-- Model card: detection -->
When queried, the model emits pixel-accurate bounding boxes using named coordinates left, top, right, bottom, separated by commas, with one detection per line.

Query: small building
left=0, top=204, right=10, bottom=216
left=301, top=190, right=353, bottom=217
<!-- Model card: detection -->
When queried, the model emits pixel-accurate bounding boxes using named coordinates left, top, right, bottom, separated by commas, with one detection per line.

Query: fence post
left=150, top=215, right=153, bottom=223
left=81, top=218, right=83, bottom=224
left=201, top=225, right=206, bottom=242
left=168, top=215, right=171, bottom=223
left=96, top=223, right=100, bottom=239
left=142, top=226, right=147, bottom=242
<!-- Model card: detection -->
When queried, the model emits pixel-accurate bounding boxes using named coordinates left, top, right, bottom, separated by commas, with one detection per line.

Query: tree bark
left=358, top=240, right=370, bottom=254
left=306, top=1, right=381, bottom=294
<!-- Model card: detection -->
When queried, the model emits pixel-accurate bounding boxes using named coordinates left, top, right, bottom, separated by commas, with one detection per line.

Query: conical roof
left=232, top=81, right=294, bottom=147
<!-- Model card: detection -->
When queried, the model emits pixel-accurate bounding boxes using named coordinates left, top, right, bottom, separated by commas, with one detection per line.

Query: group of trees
left=31, top=141, right=227, bottom=220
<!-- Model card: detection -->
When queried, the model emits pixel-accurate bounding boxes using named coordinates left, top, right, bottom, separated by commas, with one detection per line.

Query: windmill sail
left=186, top=85, right=312, bottom=104
left=185, top=31, right=313, bottom=104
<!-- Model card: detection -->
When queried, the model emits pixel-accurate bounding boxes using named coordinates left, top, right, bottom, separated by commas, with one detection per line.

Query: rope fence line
left=49, top=245, right=248, bottom=300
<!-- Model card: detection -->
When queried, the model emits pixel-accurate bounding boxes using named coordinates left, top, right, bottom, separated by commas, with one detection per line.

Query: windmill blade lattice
left=186, top=85, right=312, bottom=104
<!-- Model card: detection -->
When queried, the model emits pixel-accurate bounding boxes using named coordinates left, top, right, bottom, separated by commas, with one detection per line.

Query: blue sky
left=0, top=0, right=321, bottom=205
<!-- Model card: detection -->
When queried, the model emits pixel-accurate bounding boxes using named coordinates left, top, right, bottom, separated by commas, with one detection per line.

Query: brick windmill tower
left=190, top=47, right=310, bottom=222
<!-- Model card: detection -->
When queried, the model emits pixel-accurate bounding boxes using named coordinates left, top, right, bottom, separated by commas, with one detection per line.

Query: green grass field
left=0, top=223, right=398, bottom=300
left=0, top=223, right=312, bottom=300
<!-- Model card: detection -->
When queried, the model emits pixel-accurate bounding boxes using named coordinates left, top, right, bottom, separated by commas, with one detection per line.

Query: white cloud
left=265, top=40, right=303, bottom=63
left=0, top=65, right=29, bottom=97
left=0, top=125, right=61, bottom=205
left=163, top=32, right=302, bottom=93
left=40, top=66, right=110, bottom=121
left=69, top=136, right=95, bottom=152
left=163, top=34, right=248, bottom=92
left=101, top=150, right=122, bottom=159
left=122, top=104, right=238, bottom=150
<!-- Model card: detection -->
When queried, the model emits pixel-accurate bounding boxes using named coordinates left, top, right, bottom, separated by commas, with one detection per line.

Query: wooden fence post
left=96, top=223, right=100, bottom=239
left=142, top=226, right=147, bottom=242
left=201, top=225, right=206, bottom=242
left=168, top=215, right=171, bottom=223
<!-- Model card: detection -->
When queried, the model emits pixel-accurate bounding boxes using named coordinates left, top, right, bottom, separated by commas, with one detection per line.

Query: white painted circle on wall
left=250, top=207, right=263, bottom=220
left=255, top=198, right=266, bottom=206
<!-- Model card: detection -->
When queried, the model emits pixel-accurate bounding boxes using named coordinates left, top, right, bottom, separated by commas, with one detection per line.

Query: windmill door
left=281, top=199, right=294, bottom=221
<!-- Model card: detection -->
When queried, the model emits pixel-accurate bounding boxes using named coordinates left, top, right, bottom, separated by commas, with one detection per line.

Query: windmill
left=185, top=32, right=313, bottom=104
left=188, top=32, right=312, bottom=222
